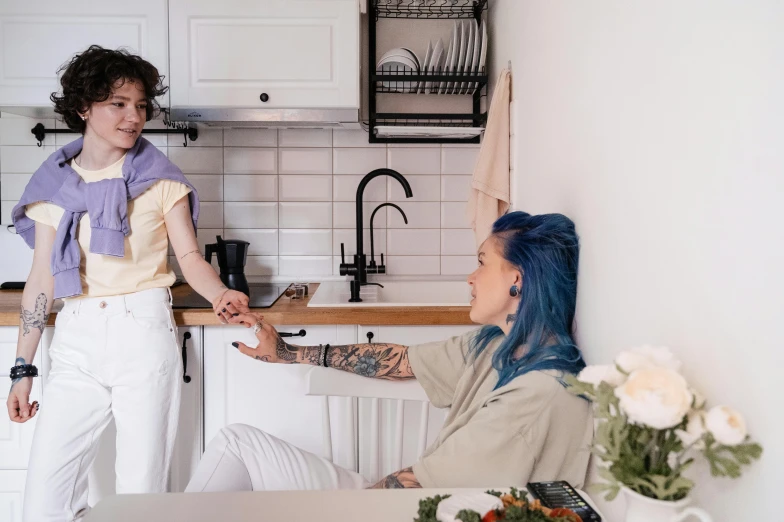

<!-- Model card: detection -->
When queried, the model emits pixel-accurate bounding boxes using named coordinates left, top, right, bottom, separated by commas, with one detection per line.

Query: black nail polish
left=232, top=313, right=239, bottom=316
left=232, top=342, right=239, bottom=348
left=222, top=308, right=227, bottom=312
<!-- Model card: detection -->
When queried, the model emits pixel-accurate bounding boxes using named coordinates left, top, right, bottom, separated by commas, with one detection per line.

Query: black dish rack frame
left=368, top=0, right=489, bottom=144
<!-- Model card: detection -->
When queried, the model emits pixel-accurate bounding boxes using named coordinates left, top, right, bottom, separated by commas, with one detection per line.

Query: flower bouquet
left=565, top=346, right=762, bottom=503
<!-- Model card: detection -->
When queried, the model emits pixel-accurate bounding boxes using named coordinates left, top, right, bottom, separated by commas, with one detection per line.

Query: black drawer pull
left=260, top=93, right=269, bottom=102
left=366, top=331, right=374, bottom=343
left=279, top=329, right=306, bottom=338
left=181, top=332, right=192, bottom=384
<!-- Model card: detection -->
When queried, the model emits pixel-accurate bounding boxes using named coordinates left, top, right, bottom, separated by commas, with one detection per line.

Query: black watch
left=10, top=364, right=38, bottom=380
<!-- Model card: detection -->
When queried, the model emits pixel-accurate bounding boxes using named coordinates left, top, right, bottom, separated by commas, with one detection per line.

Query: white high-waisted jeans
left=185, top=424, right=369, bottom=492
left=23, top=287, right=182, bottom=522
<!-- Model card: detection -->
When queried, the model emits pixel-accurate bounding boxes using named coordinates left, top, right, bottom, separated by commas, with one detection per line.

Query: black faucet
left=340, top=168, right=413, bottom=302
left=369, top=202, right=407, bottom=271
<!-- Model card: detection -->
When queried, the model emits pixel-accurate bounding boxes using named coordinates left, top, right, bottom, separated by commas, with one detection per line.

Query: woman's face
left=81, top=79, right=147, bottom=151
left=467, top=236, right=522, bottom=331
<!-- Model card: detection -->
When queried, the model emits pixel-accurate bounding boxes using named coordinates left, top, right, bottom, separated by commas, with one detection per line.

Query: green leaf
left=455, top=510, right=482, bottom=522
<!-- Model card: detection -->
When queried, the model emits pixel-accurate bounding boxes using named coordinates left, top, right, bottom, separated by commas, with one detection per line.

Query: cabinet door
left=0, top=327, right=44, bottom=470
left=356, top=325, right=477, bottom=480
left=82, top=326, right=204, bottom=502
left=168, top=0, right=359, bottom=108
left=0, top=470, right=26, bottom=522
left=204, top=324, right=357, bottom=458
left=0, top=0, right=169, bottom=110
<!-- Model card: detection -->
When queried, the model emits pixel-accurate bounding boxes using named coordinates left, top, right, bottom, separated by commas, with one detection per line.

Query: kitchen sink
left=308, top=281, right=471, bottom=307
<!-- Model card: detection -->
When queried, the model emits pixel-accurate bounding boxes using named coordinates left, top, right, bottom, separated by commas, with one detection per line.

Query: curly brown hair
left=50, top=45, right=168, bottom=133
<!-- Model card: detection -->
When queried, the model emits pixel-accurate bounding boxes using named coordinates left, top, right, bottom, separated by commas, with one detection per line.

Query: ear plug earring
left=509, top=285, right=519, bottom=297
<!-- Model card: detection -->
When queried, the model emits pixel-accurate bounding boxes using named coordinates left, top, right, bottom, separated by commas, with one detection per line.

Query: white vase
left=622, top=487, right=713, bottom=522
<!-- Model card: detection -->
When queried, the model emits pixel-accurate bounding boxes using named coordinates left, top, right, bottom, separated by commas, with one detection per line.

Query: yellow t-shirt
left=25, top=154, right=192, bottom=298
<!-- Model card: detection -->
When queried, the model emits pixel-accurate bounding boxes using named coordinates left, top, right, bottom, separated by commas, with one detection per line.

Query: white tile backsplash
left=1, top=116, right=479, bottom=277
left=224, top=202, right=278, bottom=229
left=224, top=148, right=276, bottom=174
left=224, top=129, right=277, bottom=148
left=387, top=202, right=440, bottom=229
left=388, top=175, right=440, bottom=202
left=279, top=148, right=332, bottom=175
left=387, top=229, right=441, bottom=255
left=169, top=147, right=223, bottom=174
left=333, top=148, right=387, bottom=175
left=223, top=175, right=278, bottom=202
left=279, top=229, right=332, bottom=256
left=387, top=147, right=441, bottom=175
left=279, top=175, right=331, bottom=202
left=279, top=129, right=332, bottom=148
left=279, top=202, right=332, bottom=229
left=441, top=146, right=480, bottom=174
left=333, top=175, right=386, bottom=202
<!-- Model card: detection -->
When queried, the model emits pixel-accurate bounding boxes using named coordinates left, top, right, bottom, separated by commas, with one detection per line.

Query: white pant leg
left=185, top=424, right=369, bottom=492
left=23, top=310, right=113, bottom=522
left=110, top=294, right=182, bottom=494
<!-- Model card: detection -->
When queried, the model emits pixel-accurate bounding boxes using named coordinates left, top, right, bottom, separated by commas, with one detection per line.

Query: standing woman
left=6, top=45, right=249, bottom=522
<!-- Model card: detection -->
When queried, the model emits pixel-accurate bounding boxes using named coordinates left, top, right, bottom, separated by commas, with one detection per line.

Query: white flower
left=616, top=345, right=682, bottom=373
left=577, top=365, right=626, bottom=387
left=614, top=367, right=693, bottom=429
left=676, top=411, right=707, bottom=448
left=705, top=406, right=747, bottom=446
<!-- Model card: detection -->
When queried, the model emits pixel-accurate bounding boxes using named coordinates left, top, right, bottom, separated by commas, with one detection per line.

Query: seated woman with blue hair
left=186, top=211, right=593, bottom=491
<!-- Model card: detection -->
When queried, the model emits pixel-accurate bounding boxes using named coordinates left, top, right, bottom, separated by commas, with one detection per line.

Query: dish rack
left=368, top=0, right=489, bottom=143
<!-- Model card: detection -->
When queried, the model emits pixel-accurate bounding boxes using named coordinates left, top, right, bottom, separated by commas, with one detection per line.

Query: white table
left=84, top=488, right=605, bottom=522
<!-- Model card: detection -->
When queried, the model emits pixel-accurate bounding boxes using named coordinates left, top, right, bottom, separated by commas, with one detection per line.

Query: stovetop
left=172, top=282, right=291, bottom=309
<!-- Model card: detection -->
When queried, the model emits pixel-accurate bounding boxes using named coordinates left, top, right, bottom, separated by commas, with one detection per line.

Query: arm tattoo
left=506, top=313, right=516, bottom=325
left=368, top=467, right=421, bottom=489
left=179, top=249, right=202, bottom=261
left=324, top=343, right=414, bottom=380
left=275, top=336, right=298, bottom=362
left=10, top=357, right=25, bottom=391
left=20, top=293, right=49, bottom=336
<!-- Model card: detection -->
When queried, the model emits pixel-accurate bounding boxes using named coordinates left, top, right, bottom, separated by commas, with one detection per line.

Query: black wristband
left=323, top=344, right=330, bottom=368
left=10, top=364, right=38, bottom=380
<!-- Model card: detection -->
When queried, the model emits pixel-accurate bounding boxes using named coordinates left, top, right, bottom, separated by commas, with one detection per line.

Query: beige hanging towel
left=466, top=68, right=511, bottom=248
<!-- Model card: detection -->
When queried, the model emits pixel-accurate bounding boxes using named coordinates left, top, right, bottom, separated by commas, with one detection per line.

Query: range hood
left=168, top=107, right=360, bottom=129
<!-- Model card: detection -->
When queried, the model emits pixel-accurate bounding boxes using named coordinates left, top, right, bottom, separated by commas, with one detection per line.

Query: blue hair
left=470, top=211, right=586, bottom=389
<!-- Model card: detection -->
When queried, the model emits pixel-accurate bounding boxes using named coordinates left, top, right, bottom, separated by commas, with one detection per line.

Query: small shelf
left=374, top=0, right=488, bottom=20
left=373, top=67, right=488, bottom=94
left=370, top=113, right=486, bottom=143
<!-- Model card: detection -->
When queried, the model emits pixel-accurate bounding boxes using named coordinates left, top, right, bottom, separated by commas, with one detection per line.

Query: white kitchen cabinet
left=0, top=470, right=27, bottom=522
left=168, top=0, right=359, bottom=109
left=204, top=324, right=357, bottom=458
left=85, top=326, right=204, bottom=503
left=0, top=326, right=46, bottom=470
left=0, top=0, right=169, bottom=113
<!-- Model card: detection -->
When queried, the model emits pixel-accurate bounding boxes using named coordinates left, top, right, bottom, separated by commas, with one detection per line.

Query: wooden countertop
left=0, top=283, right=473, bottom=327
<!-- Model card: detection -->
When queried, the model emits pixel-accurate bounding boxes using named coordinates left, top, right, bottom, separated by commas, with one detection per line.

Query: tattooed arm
left=7, top=222, right=55, bottom=423
left=230, top=313, right=415, bottom=380
left=367, top=467, right=421, bottom=489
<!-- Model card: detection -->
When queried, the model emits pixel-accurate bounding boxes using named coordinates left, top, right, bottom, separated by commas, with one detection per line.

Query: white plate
left=460, top=20, right=475, bottom=94
left=470, top=18, right=481, bottom=92
left=428, top=38, right=444, bottom=94
left=379, top=59, right=416, bottom=92
left=418, top=41, right=433, bottom=94
left=440, top=23, right=457, bottom=94
left=451, top=21, right=465, bottom=94
left=446, top=21, right=460, bottom=93
left=476, top=20, right=488, bottom=94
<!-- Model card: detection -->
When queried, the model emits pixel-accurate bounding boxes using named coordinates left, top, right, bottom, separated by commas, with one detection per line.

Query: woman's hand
left=6, top=377, right=39, bottom=423
left=229, top=313, right=299, bottom=363
left=212, top=289, right=250, bottom=324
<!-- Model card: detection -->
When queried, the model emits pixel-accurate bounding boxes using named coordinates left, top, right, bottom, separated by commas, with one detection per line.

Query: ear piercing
left=509, top=285, right=519, bottom=297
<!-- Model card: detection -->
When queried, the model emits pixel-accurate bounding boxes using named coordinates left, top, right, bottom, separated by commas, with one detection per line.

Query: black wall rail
left=30, top=122, right=198, bottom=147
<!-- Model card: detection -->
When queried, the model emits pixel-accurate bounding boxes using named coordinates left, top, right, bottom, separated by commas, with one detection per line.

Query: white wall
left=489, top=1, right=782, bottom=520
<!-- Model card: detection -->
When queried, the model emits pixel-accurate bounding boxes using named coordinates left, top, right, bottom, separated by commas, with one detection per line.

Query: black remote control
left=527, top=481, right=602, bottom=522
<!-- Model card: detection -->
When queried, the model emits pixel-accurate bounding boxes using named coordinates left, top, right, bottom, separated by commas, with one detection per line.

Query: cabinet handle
left=260, top=93, right=270, bottom=102
left=366, top=331, right=374, bottom=343
left=280, top=329, right=306, bottom=338
left=181, top=332, right=192, bottom=384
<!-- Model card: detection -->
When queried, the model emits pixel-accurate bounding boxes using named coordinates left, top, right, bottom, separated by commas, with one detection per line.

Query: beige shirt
left=409, top=330, right=594, bottom=488
left=25, top=154, right=191, bottom=298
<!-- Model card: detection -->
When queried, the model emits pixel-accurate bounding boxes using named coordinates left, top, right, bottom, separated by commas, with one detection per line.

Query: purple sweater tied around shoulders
left=11, top=137, right=199, bottom=299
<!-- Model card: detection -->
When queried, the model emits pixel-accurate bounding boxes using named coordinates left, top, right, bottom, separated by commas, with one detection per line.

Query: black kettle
left=205, top=235, right=250, bottom=296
